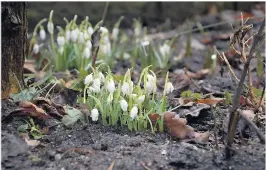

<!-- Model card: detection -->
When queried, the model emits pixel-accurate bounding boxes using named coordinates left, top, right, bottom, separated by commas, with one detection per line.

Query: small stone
left=55, top=154, right=62, bottom=161
left=161, top=149, right=167, bottom=155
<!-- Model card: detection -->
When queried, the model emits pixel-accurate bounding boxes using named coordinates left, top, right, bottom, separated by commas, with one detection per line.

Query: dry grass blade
left=108, top=160, right=115, bottom=170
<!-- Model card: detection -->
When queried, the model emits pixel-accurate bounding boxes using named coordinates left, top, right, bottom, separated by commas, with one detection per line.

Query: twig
left=238, top=109, right=265, bottom=143
left=211, top=105, right=219, bottom=150
left=140, top=161, right=151, bottom=170
left=108, top=161, right=115, bottom=170
left=226, top=18, right=265, bottom=158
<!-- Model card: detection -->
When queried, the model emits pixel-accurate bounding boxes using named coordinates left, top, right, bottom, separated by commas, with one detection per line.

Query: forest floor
left=2, top=9, right=265, bottom=170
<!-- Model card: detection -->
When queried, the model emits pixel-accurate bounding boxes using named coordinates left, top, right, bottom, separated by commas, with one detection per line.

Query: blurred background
left=27, top=2, right=263, bottom=32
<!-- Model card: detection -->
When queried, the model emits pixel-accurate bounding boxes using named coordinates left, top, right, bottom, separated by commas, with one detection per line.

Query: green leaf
left=18, top=124, right=29, bottom=133
left=224, top=91, right=232, bottom=105
left=10, top=87, right=38, bottom=102
left=181, top=90, right=192, bottom=98
left=193, top=93, right=202, bottom=99
left=62, top=105, right=85, bottom=127
left=256, top=51, right=263, bottom=78
left=252, top=87, right=263, bottom=98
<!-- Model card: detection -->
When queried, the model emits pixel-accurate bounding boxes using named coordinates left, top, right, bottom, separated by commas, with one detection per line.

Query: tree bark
left=1, top=2, right=27, bottom=99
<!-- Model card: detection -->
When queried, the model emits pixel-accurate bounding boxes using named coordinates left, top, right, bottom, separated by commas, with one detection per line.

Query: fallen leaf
left=185, top=69, right=210, bottom=79
left=20, top=133, right=40, bottom=147
left=196, top=98, right=224, bottom=105
left=62, top=106, right=85, bottom=127
left=52, top=88, right=80, bottom=106
left=179, top=103, right=210, bottom=117
left=11, top=101, right=49, bottom=119
left=149, top=113, right=161, bottom=125
left=190, top=131, right=210, bottom=143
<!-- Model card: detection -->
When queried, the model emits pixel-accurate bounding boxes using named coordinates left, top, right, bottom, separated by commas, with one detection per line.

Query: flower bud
left=83, top=47, right=91, bottom=59
left=47, top=21, right=54, bottom=34
left=112, top=27, right=119, bottom=40
left=106, top=79, right=115, bottom=93
left=86, top=40, right=92, bottom=49
left=122, top=82, right=133, bottom=96
left=70, top=28, right=79, bottom=42
left=78, top=31, right=85, bottom=44
left=57, top=36, right=65, bottom=47
left=84, top=74, right=93, bottom=85
left=39, top=29, right=46, bottom=40
left=100, top=27, right=108, bottom=34
left=91, top=108, right=99, bottom=121
left=137, top=95, right=145, bottom=103
left=159, top=43, right=171, bottom=56
left=33, top=44, right=39, bottom=54
left=88, top=26, right=94, bottom=35
left=65, top=30, right=70, bottom=42
left=165, top=82, right=174, bottom=94
left=120, top=99, right=128, bottom=112
left=130, top=106, right=138, bottom=119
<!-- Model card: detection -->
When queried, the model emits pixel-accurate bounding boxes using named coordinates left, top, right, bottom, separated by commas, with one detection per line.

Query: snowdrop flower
left=122, top=81, right=133, bottom=96
left=93, top=78, right=101, bottom=89
left=83, top=47, right=91, bottom=58
left=211, top=54, right=217, bottom=60
left=123, top=53, right=131, bottom=60
left=101, top=43, right=111, bottom=55
left=91, top=108, right=99, bottom=121
left=120, top=99, right=128, bottom=112
left=57, top=36, right=65, bottom=47
left=131, top=93, right=137, bottom=98
left=106, top=79, right=115, bottom=93
left=130, top=106, right=138, bottom=119
left=47, top=21, right=54, bottom=34
left=86, top=40, right=92, bottom=49
left=145, top=74, right=156, bottom=94
left=137, top=95, right=145, bottom=103
left=134, top=27, right=141, bottom=37
left=78, top=31, right=85, bottom=44
left=87, top=26, right=94, bottom=35
left=100, top=27, right=108, bottom=34
left=65, top=30, right=70, bottom=42
left=70, top=28, right=79, bottom=42
left=165, top=82, right=174, bottom=94
left=33, top=44, right=39, bottom=54
left=112, top=27, right=119, bottom=40
left=160, top=43, right=171, bottom=57
left=84, top=74, right=93, bottom=85
left=98, top=72, right=105, bottom=83
left=39, top=29, right=46, bottom=40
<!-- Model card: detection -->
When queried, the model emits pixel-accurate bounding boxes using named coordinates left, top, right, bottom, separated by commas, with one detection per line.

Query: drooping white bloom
left=39, top=29, right=46, bottom=40
left=98, top=72, right=105, bottom=83
left=130, top=106, right=138, bottom=119
left=112, top=27, right=119, bottom=40
left=131, top=93, right=137, bottom=98
left=57, top=36, right=65, bottom=47
left=134, top=27, right=141, bottom=37
left=47, top=21, right=54, bottom=34
left=211, top=54, right=217, bottom=60
left=33, top=44, right=39, bottom=54
left=137, top=95, right=145, bottom=103
left=91, top=108, right=99, bottom=121
left=165, top=82, right=174, bottom=94
left=83, top=47, right=91, bottom=59
left=86, top=40, right=92, bottom=49
left=100, top=27, right=108, bottom=34
left=87, top=26, right=94, bottom=35
left=78, top=31, right=85, bottom=44
left=84, top=74, right=93, bottom=85
left=147, top=74, right=155, bottom=82
left=120, top=99, right=128, bottom=112
left=106, top=79, right=115, bottom=93
left=145, top=81, right=154, bottom=94
left=123, top=53, right=131, bottom=60
left=101, top=43, right=111, bottom=55
left=70, top=28, right=79, bottom=42
left=93, top=78, right=101, bottom=89
left=65, top=30, right=70, bottom=42
left=159, top=43, right=171, bottom=56
left=122, top=81, right=133, bottom=96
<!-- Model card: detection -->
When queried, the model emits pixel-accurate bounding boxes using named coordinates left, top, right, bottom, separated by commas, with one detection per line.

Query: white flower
left=87, top=26, right=94, bottom=35
left=33, top=44, right=39, bottom=54
left=39, top=29, right=46, bottom=40
left=58, top=47, right=64, bottom=55
left=123, top=53, right=131, bottom=60
left=122, top=82, right=133, bottom=96
left=130, top=106, right=138, bottom=119
left=57, top=36, right=65, bottom=47
left=47, top=21, right=54, bottom=34
left=65, top=30, right=70, bottom=42
left=86, top=40, right=92, bottom=49
left=70, top=28, right=79, bottom=42
left=160, top=43, right=171, bottom=56
left=137, top=95, right=145, bottom=103
left=98, top=72, right=105, bottom=83
left=147, top=74, right=155, bottom=82
left=120, top=99, right=128, bottom=112
left=112, top=27, right=119, bottom=40
left=106, top=79, right=115, bottom=93
left=131, top=93, right=137, bottom=98
left=84, top=74, right=93, bottom=85
left=211, top=54, right=217, bottom=60
left=100, top=27, right=108, bottom=34
left=134, top=27, right=141, bottom=37
left=83, top=47, right=91, bottom=59
left=101, top=43, right=111, bottom=55
left=145, top=81, right=154, bottom=94
left=78, top=31, right=85, bottom=44
left=91, top=108, right=99, bottom=121
left=93, top=78, right=101, bottom=87
left=165, top=82, right=174, bottom=94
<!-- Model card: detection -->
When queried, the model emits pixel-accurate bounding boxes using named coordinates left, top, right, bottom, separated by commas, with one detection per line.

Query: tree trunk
left=1, top=2, right=27, bottom=99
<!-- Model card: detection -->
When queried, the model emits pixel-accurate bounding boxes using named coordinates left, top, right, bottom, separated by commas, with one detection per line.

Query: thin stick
left=238, top=109, right=265, bottom=143
left=226, top=18, right=265, bottom=158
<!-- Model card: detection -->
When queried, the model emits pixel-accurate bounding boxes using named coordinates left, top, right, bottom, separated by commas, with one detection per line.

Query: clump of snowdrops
left=83, top=64, right=174, bottom=132
left=29, top=10, right=124, bottom=73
